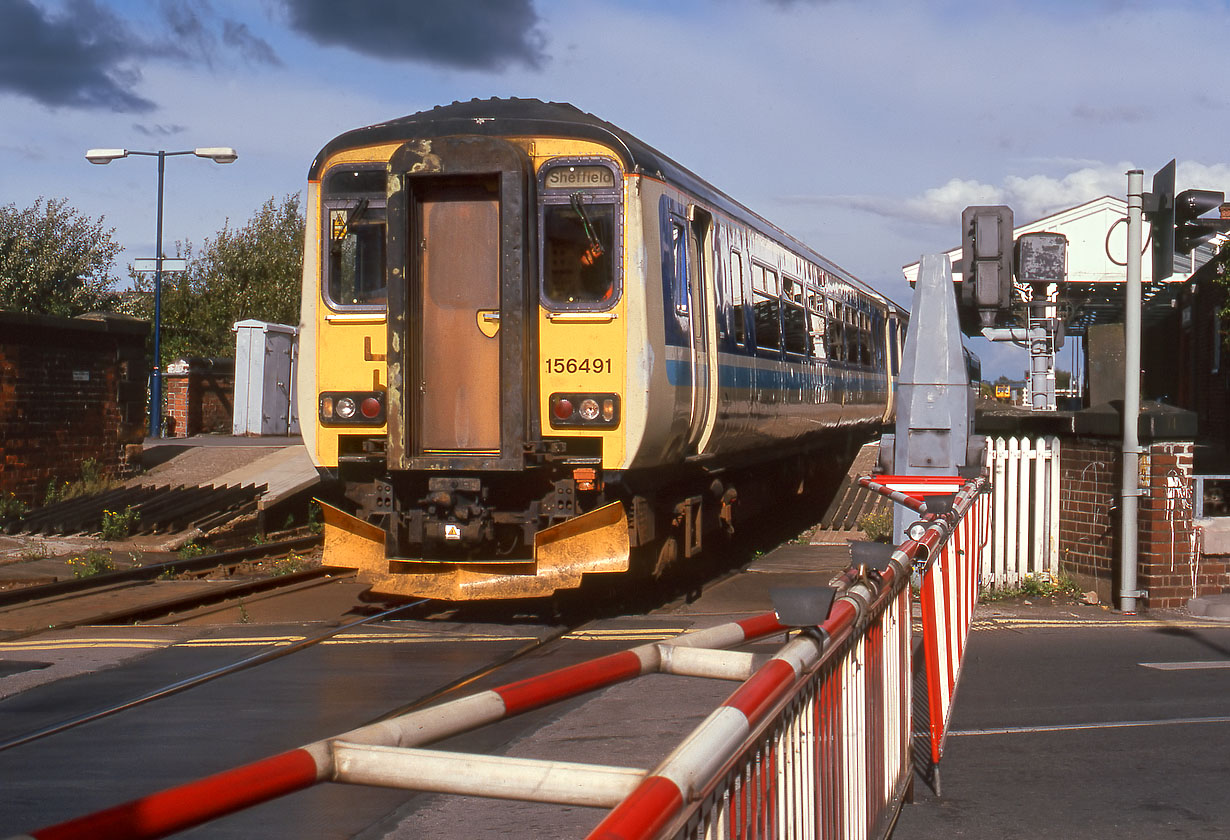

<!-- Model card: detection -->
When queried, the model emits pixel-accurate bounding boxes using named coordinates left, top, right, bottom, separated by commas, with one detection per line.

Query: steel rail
left=0, top=534, right=323, bottom=610
left=6, top=612, right=788, bottom=840
left=0, top=598, right=429, bottom=755
left=0, top=568, right=347, bottom=645
left=0, top=537, right=330, bottom=643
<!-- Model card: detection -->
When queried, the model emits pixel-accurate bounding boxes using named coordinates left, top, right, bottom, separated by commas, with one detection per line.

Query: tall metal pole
left=151, top=151, right=166, bottom=439
left=1120, top=170, right=1144, bottom=614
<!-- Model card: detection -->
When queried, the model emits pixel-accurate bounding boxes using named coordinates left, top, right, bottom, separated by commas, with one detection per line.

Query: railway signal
left=1175, top=189, right=1230, bottom=252
left=1146, top=159, right=1175, bottom=281
left=959, top=205, right=1014, bottom=327
left=1145, top=159, right=1230, bottom=281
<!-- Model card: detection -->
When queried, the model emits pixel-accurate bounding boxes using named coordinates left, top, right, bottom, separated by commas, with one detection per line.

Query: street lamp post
left=85, top=147, right=237, bottom=438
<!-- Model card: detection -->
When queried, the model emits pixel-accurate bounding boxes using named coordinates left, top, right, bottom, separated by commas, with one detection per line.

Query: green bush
left=68, top=550, right=115, bottom=578
left=178, top=541, right=207, bottom=560
left=100, top=506, right=140, bottom=540
left=0, top=492, right=26, bottom=519
left=858, top=508, right=894, bottom=543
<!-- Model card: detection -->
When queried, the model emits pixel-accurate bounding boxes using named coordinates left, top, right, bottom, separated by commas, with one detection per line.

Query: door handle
left=476, top=309, right=501, bottom=338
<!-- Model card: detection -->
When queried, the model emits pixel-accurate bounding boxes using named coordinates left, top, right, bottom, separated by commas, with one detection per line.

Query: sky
left=3, top=0, right=1230, bottom=379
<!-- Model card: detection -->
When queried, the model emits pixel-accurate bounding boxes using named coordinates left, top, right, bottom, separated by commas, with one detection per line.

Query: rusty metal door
left=418, top=183, right=501, bottom=452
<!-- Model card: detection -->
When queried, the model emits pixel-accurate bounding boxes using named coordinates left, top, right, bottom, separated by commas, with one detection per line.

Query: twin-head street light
left=85, top=146, right=238, bottom=438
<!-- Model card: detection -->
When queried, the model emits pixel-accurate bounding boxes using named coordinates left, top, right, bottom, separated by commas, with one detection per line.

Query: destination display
left=544, top=165, right=615, bottom=190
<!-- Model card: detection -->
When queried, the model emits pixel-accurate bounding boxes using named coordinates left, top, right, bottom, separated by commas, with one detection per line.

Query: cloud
left=155, top=0, right=282, bottom=68
left=0, top=0, right=155, bottom=112
left=0, top=0, right=280, bottom=113
left=132, top=122, right=188, bottom=138
left=278, top=0, right=546, bottom=71
left=785, top=164, right=1145, bottom=228
left=223, top=20, right=281, bottom=66
left=1071, top=103, right=1150, bottom=125
left=786, top=159, right=1230, bottom=256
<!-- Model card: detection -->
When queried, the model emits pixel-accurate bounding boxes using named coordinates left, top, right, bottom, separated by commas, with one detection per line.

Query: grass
left=45, top=458, right=122, bottom=506
left=979, top=573, right=1084, bottom=603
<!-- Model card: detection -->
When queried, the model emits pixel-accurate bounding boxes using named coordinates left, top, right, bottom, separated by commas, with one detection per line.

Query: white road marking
left=950, top=715, right=1230, bottom=736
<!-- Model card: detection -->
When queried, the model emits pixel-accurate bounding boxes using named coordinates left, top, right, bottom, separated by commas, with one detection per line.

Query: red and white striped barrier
left=588, top=552, right=916, bottom=840
left=916, top=481, right=991, bottom=767
left=6, top=614, right=787, bottom=840
left=10, top=477, right=991, bottom=840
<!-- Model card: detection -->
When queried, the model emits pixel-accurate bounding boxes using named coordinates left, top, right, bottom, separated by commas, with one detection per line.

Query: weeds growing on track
left=67, top=550, right=116, bottom=578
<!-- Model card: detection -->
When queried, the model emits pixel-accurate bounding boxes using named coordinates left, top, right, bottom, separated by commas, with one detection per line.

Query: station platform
left=134, top=435, right=320, bottom=512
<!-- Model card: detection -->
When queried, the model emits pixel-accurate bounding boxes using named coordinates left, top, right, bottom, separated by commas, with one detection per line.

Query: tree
left=135, top=194, right=304, bottom=364
left=0, top=197, right=123, bottom=316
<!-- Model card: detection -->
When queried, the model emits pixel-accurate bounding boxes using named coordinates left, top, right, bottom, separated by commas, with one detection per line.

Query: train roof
left=310, top=98, right=895, bottom=307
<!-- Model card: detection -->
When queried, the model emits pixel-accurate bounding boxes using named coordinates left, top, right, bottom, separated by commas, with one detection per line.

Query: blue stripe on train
left=665, top=359, right=886, bottom=392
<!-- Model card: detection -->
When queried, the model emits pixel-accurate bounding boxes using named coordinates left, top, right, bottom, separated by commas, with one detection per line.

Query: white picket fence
left=984, top=436, right=1061, bottom=588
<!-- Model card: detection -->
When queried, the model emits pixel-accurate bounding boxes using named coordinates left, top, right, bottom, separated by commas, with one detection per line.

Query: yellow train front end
left=300, top=105, right=639, bottom=600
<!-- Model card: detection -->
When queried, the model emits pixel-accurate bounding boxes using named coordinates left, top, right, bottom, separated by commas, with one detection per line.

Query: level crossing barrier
left=8, top=476, right=991, bottom=840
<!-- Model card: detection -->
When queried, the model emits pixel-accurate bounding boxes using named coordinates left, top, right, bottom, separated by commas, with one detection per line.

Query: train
left=299, top=98, right=906, bottom=600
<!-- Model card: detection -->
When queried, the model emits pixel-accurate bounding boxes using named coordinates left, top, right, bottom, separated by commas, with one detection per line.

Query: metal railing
left=595, top=474, right=990, bottom=839
left=7, top=475, right=992, bottom=840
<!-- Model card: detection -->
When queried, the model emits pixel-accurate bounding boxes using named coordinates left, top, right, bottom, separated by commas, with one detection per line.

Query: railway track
left=0, top=508, right=824, bottom=761
left=0, top=535, right=335, bottom=639
left=0, top=591, right=584, bottom=756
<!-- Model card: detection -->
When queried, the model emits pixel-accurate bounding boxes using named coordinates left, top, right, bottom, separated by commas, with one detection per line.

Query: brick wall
left=164, top=358, right=234, bottom=437
left=0, top=311, right=148, bottom=505
left=165, top=374, right=190, bottom=437
left=1060, top=436, right=1206, bottom=609
left=1144, top=246, right=1230, bottom=468
left=1058, top=439, right=1117, bottom=600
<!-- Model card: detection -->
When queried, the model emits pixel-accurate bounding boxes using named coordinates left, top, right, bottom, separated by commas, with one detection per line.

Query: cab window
left=322, top=167, right=387, bottom=309
left=539, top=159, right=622, bottom=309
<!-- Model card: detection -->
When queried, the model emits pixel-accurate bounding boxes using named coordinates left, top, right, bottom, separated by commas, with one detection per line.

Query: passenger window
left=323, top=167, right=388, bottom=309
left=671, top=221, right=688, bottom=313
left=752, top=262, right=781, bottom=351
left=783, top=300, right=807, bottom=355
left=808, top=310, right=826, bottom=359
left=729, top=251, right=747, bottom=346
left=754, top=293, right=781, bottom=350
left=826, top=300, right=845, bottom=361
